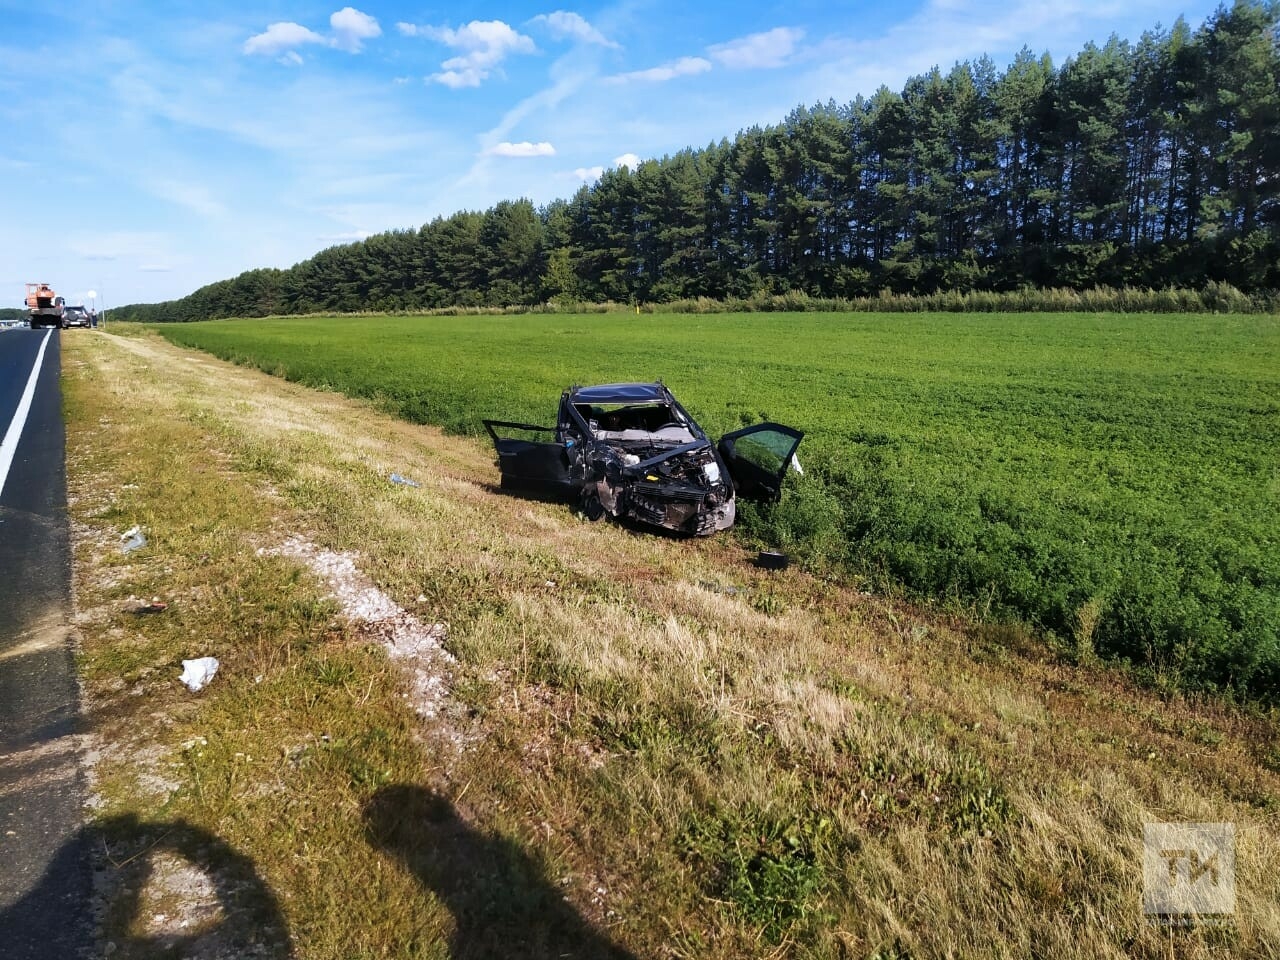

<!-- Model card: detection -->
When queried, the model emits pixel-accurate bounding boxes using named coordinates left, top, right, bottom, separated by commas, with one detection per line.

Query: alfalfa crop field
left=154, top=310, right=1279, bottom=699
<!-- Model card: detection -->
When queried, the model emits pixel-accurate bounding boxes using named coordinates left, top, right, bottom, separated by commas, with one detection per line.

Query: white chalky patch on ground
left=262, top=536, right=455, bottom=719
left=139, top=852, right=223, bottom=936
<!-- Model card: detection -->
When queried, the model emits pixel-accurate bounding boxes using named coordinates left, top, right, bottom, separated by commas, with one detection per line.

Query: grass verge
left=64, top=330, right=1279, bottom=958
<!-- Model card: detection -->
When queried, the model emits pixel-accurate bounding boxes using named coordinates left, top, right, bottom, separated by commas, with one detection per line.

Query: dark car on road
left=61, top=305, right=92, bottom=328
left=484, top=382, right=803, bottom=535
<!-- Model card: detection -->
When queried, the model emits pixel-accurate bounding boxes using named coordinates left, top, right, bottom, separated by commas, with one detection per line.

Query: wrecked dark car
left=483, top=382, right=803, bottom=535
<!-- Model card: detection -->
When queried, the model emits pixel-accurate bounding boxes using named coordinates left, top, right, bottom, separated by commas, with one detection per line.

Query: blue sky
left=1, top=1, right=1223, bottom=308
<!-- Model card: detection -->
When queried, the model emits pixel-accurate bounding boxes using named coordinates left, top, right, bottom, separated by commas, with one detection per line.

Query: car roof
left=569, top=382, right=669, bottom=404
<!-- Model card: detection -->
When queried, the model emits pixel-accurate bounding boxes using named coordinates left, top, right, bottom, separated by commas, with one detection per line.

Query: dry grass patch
left=62, top=329, right=1279, bottom=959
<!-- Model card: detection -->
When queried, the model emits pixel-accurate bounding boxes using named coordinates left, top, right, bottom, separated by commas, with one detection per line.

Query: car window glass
left=729, top=430, right=795, bottom=473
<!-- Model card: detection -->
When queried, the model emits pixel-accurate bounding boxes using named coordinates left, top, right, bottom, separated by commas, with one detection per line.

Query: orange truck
left=24, top=283, right=65, bottom=329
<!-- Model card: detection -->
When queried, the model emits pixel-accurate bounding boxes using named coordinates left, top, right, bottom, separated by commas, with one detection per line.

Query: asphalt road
left=0, top=329, right=92, bottom=957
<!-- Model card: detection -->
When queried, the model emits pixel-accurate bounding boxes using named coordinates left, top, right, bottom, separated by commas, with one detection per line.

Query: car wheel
left=580, top=491, right=606, bottom=521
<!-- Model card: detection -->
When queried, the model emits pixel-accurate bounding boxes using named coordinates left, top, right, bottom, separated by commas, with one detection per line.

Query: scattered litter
left=755, top=550, right=789, bottom=571
left=120, top=526, right=147, bottom=554
left=127, top=596, right=168, bottom=615
left=389, top=473, right=421, bottom=487
left=544, top=580, right=556, bottom=589
left=178, top=657, right=219, bottom=692
left=698, top=580, right=750, bottom=597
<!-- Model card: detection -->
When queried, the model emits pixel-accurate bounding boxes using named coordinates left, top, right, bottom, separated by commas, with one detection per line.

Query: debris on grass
left=179, top=657, right=220, bottom=692
left=756, top=550, right=789, bottom=570
left=120, top=525, right=147, bottom=553
left=126, top=596, right=168, bottom=615
left=389, top=472, right=421, bottom=487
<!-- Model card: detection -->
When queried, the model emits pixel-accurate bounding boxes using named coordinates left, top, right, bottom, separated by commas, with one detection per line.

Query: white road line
left=0, top=330, right=53, bottom=499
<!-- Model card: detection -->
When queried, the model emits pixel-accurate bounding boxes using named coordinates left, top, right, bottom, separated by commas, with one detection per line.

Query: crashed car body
left=483, top=382, right=803, bottom=535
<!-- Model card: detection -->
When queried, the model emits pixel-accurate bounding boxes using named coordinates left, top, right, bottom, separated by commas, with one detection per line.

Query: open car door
left=482, top=420, right=579, bottom=498
left=716, top=422, right=804, bottom=502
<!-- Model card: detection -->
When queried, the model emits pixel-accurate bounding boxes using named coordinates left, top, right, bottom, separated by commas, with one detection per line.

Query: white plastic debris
left=389, top=473, right=421, bottom=487
left=790, top=453, right=804, bottom=476
left=179, top=657, right=220, bottom=692
left=120, top=525, right=147, bottom=553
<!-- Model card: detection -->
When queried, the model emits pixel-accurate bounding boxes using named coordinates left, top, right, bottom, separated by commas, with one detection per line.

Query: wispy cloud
left=608, top=56, right=711, bottom=84
left=69, top=232, right=174, bottom=264
left=330, top=8, right=381, bottom=53
left=486, top=141, right=556, bottom=157
left=708, top=27, right=804, bottom=69
left=399, top=19, right=536, bottom=88
left=151, top=179, right=227, bottom=219
left=529, top=11, right=619, bottom=48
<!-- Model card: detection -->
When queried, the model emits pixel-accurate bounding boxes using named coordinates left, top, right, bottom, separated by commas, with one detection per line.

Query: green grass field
left=153, top=312, right=1280, bottom=696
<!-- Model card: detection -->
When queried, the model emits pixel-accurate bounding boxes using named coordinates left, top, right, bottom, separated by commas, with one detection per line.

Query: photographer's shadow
left=364, top=784, right=639, bottom=960
left=0, top=813, right=291, bottom=959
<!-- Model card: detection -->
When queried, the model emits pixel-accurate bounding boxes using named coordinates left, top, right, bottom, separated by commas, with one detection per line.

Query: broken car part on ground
left=483, top=382, right=803, bottom=535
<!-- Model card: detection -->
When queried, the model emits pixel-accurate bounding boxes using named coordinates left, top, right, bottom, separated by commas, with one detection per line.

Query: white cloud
left=708, top=27, right=804, bottom=69
left=530, top=11, right=619, bottom=48
left=330, top=8, right=381, bottom=53
left=572, top=153, right=642, bottom=182
left=431, top=68, right=486, bottom=89
left=486, top=141, right=556, bottom=157
left=244, top=22, right=326, bottom=56
left=401, top=19, right=537, bottom=87
left=608, top=56, right=711, bottom=84
left=245, top=9, right=380, bottom=59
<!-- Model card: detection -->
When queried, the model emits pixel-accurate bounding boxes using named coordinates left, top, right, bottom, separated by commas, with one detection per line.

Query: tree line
left=117, top=1, right=1280, bottom=322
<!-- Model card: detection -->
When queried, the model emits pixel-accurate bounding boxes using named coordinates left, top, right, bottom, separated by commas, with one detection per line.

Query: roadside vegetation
left=152, top=310, right=1280, bottom=700
left=64, top=329, right=1279, bottom=958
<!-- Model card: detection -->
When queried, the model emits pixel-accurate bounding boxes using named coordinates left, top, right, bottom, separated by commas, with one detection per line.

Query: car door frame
left=716, top=422, right=805, bottom=503
left=482, top=420, right=582, bottom=498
